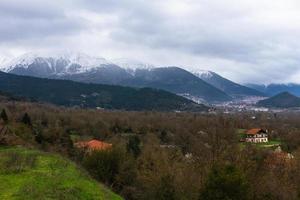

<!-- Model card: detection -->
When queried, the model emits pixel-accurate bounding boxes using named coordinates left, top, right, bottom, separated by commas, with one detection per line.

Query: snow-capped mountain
left=0, top=52, right=265, bottom=103
left=193, top=70, right=266, bottom=98
left=193, top=70, right=214, bottom=79
left=112, top=58, right=154, bottom=70
left=0, top=57, right=10, bottom=70
left=0, top=52, right=110, bottom=77
left=112, top=58, right=155, bottom=76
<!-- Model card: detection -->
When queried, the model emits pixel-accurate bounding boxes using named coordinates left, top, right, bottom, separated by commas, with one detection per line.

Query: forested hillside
left=0, top=71, right=207, bottom=112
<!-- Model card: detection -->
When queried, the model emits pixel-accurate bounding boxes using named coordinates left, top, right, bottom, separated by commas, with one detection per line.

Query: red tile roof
left=246, top=128, right=265, bottom=135
left=75, top=139, right=112, bottom=151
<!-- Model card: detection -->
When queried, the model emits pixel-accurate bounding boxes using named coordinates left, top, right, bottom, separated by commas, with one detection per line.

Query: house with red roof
left=74, top=139, right=112, bottom=152
left=245, top=128, right=268, bottom=143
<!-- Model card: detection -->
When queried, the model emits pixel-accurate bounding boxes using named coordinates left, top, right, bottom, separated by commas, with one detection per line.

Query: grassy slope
left=0, top=147, right=123, bottom=200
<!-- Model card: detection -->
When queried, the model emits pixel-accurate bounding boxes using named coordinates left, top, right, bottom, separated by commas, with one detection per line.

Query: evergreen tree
left=159, top=130, right=168, bottom=143
left=35, top=132, right=43, bottom=144
left=127, top=136, right=141, bottom=158
left=83, top=148, right=124, bottom=185
left=199, top=164, right=249, bottom=200
left=155, top=175, right=176, bottom=200
left=0, top=109, right=8, bottom=123
left=21, top=113, right=32, bottom=126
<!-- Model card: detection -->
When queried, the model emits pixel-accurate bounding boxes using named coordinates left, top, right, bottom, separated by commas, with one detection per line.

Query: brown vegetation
left=2, top=99, right=300, bottom=199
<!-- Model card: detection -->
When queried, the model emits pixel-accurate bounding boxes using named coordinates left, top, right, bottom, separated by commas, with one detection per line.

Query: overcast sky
left=1, top=0, right=300, bottom=84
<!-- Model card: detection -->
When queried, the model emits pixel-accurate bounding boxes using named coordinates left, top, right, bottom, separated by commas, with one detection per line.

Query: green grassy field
left=0, top=147, right=123, bottom=200
left=254, top=140, right=282, bottom=148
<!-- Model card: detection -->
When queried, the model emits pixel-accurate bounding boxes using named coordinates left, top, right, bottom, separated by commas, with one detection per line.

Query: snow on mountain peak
left=0, top=52, right=111, bottom=74
left=0, top=57, right=11, bottom=71
left=193, top=70, right=214, bottom=79
left=112, top=58, right=154, bottom=70
left=57, top=52, right=110, bottom=69
left=0, top=52, right=218, bottom=80
left=1, top=52, right=40, bottom=72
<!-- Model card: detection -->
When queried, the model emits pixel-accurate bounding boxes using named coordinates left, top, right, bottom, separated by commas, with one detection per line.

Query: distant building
left=74, top=139, right=112, bottom=152
left=245, top=128, right=268, bottom=143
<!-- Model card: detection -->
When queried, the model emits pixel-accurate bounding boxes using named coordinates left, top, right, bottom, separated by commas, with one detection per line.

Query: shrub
left=0, top=109, right=8, bottom=123
left=0, top=151, right=37, bottom=174
left=155, top=175, right=176, bottom=200
left=21, top=113, right=32, bottom=126
left=199, top=164, right=249, bottom=200
left=83, top=148, right=124, bottom=185
left=127, top=136, right=141, bottom=158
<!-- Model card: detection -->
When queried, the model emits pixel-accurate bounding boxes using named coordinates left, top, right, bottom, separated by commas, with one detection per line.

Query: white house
left=245, top=128, right=268, bottom=143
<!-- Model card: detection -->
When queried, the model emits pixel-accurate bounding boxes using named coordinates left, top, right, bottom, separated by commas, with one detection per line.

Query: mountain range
left=0, top=52, right=266, bottom=103
left=247, top=83, right=300, bottom=97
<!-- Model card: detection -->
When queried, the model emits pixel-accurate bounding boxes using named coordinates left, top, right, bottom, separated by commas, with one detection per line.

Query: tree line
left=1, top=100, right=300, bottom=199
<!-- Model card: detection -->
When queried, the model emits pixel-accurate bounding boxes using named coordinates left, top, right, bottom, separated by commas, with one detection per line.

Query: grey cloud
left=0, top=0, right=64, bottom=19
left=0, top=0, right=86, bottom=43
left=1, top=0, right=300, bottom=84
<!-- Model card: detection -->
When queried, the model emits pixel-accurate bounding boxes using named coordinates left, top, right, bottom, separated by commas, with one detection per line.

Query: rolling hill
left=257, top=92, right=300, bottom=108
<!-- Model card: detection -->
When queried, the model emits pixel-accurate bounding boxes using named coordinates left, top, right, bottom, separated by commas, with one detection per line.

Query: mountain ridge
left=0, top=71, right=208, bottom=112
left=194, top=70, right=266, bottom=98
left=247, top=83, right=300, bottom=97
left=257, top=91, right=300, bottom=108
left=1, top=52, right=265, bottom=103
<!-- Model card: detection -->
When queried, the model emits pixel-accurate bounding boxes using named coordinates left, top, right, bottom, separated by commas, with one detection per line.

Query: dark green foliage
left=159, top=130, right=169, bottom=143
left=21, top=113, right=32, bottom=126
left=199, top=165, right=249, bottom=200
left=83, top=148, right=124, bottom=185
left=0, top=109, right=8, bottom=123
left=155, top=175, right=176, bottom=200
left=34, top=132, right=43, bottom=144
left=257, top=92, right=300, bottom=108
left=0, top=71, right=208, bottom=111
left=59, top=133, right=73, bottom=148
left=127, top=136, right=141, bottom=158
left=33, top=125, right=44, bottom=144
left=114, top=156, right=137, bottom=199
